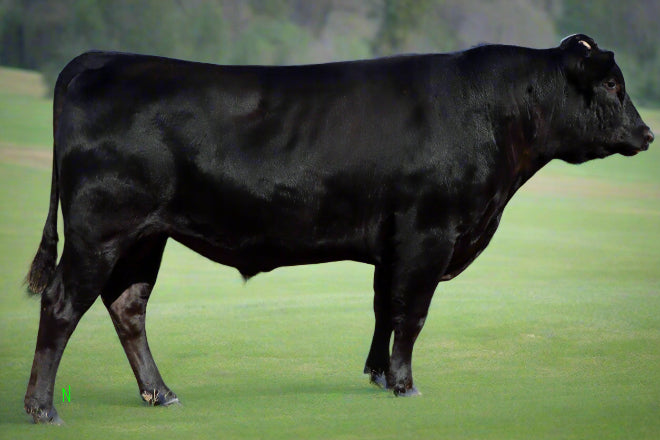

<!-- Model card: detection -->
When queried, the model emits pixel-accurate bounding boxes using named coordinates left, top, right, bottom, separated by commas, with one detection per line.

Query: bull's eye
left=604, top=79, right=617, bottom=91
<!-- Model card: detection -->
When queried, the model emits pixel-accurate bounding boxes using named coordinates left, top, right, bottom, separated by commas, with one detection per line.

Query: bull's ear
left=560, top=34, right=615, bottom=86
left=560, top=34, right=597, bottom=53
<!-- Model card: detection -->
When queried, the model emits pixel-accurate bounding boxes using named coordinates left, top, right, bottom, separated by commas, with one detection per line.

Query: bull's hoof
left=364, top=366, right=390, bottom=389
left=25, top=406, right=64, bottom=425
left=393, top=385, right=421, bottom=397
left=368, top=371, right=389, bottom=389
left=140, top=389, right=180, bottom=406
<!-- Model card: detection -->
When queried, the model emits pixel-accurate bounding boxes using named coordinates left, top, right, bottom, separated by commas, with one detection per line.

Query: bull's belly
left=169, top=226, right=375, bottom=279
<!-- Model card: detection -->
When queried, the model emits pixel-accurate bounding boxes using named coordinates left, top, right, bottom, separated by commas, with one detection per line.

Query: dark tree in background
left=1, top=0, right=657, bottom=105
left=370, top=0, right=430, bottom=56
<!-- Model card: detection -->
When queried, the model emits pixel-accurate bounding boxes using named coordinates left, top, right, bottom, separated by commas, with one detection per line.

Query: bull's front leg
left=383, top=239, right=450, bottom=396
left=387, top=274, right=439, bottom=395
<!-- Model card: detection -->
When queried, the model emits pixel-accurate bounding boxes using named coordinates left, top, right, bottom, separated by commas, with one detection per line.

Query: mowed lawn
left=0, top=66, right=658, bottom=440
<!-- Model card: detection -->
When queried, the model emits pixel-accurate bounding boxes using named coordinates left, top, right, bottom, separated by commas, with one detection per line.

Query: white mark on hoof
left=161, top=391, right=180, bottom=406
left=163, top=397, right=181, bottom=406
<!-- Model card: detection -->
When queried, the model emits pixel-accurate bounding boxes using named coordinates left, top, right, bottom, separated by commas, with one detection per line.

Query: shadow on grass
left=177, top=374, right=392, bottom=403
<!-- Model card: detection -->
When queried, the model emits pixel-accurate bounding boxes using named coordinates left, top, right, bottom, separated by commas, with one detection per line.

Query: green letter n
left=62, top=386, right=71, bottom=403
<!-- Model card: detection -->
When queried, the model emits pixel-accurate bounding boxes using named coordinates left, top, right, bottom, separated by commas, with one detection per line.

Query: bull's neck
left=483, top=51, right=560, bottom=197
left=496, top=110, right=554, bottom=199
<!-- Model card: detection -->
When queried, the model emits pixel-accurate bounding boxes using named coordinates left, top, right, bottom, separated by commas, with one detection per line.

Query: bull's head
left=554, top=34, right=654, bottom=164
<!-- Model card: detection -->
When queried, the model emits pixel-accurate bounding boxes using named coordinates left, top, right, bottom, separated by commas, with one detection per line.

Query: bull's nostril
left=646, top=129, right=655, bottom=144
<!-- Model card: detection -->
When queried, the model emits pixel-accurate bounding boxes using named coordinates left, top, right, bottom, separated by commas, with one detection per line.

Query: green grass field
left=0, top=66, right=658, bottom=439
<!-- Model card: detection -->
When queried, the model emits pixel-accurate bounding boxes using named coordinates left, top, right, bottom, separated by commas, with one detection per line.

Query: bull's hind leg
left=364, top=265, right=393, bottom=388
left=25, top=242, right=113, bottom=424
left=100, top=236, right=178, bottom=406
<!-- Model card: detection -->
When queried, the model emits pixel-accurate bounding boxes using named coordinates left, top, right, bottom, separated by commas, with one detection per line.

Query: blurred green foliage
left=0, top=0, right=657, bottom=105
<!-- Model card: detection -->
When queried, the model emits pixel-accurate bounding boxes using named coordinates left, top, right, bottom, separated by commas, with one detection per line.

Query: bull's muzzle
left=643, top=126, right=655, bottom=147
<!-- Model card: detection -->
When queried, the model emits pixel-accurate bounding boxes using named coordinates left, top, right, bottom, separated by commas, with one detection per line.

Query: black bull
left=24, top=34, right=653, bottom=423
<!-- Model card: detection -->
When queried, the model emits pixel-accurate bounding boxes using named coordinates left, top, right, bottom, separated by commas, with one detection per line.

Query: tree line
left=1, top=0, right=658, bottom=105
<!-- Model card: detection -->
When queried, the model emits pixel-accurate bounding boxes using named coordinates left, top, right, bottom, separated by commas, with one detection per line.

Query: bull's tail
left=26, top=153, right=59, bottom=295
left=26, top=55, right=87, bottom=295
